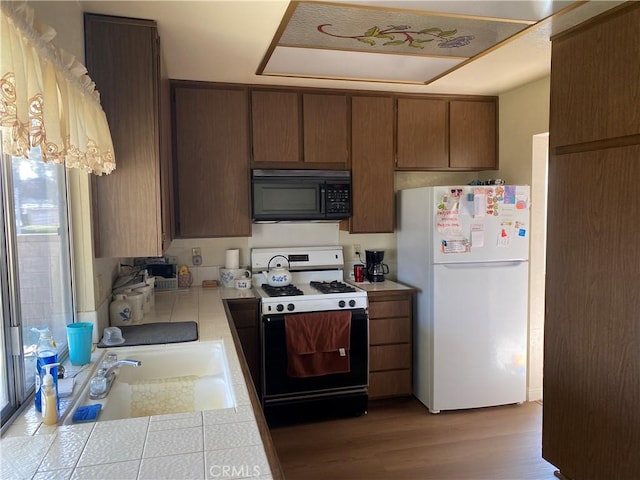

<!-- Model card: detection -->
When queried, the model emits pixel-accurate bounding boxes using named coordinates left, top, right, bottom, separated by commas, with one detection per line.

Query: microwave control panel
left=325, top=183, right=351, bottom=216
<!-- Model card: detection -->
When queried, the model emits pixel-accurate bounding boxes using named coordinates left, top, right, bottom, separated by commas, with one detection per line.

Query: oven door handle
left=263, top=309, right=367, bottom=324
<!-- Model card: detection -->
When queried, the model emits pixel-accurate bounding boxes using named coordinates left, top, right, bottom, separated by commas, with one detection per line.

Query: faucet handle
left=101, top=353, right=118, bottom=370
left=89, top=369, right=109, bottom=397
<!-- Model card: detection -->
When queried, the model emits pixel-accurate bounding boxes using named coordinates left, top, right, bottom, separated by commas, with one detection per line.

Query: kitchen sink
left=64, top=340, right=235, bottom=423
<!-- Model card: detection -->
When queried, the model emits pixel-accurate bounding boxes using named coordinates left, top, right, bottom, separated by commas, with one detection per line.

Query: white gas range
left=251, top=246, right=370, bottom=426
left=250, top=246, right=368, bottom=315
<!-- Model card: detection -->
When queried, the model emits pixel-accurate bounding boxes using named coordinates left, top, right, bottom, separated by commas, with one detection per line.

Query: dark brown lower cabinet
left=226, top=299, right=260, bottom=393
left=543, top=145, right=640, bottom=479
left=367, top=290, right=413, bottom=399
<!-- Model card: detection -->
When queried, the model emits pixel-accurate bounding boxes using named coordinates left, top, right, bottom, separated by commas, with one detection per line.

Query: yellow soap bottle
left=42, top=363, right=60, bottom=425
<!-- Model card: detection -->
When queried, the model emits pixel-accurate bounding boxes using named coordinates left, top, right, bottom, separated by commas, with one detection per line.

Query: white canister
left=220, top=268, right=251, bottom=288
left=109, top=294, right=134, bottom=327
left=122, top=290, right=144, bottom=323
left=134, top=284, right=153, bottom=314
left=145, top=276, right=156, bottom=309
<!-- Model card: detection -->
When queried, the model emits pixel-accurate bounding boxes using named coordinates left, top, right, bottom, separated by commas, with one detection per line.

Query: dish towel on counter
left=284, top=311, right=351, bottom=378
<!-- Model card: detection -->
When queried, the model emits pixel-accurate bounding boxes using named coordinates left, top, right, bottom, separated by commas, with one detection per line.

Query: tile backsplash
left=165, top=222, right=398, bottom=281
left=188, top=266, right=221, bottom=286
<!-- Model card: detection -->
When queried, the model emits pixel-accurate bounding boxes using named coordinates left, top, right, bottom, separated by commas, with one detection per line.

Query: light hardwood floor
left=269, top=397, right=557, bottom=480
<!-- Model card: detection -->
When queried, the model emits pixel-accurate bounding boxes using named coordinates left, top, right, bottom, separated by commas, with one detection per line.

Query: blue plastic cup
left=66, top=322, right=93, bottom=366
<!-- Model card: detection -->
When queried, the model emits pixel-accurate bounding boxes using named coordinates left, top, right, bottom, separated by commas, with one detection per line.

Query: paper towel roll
left=225, top=249, right=240, bottom=269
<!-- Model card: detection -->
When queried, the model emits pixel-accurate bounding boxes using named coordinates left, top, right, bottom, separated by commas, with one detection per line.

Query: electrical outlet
left=192, top=247, right=202, bottom=266
left=352, top=244, right=361, bottom=259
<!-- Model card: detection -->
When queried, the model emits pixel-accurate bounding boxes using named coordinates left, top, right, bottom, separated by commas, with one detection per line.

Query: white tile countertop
left=1, top=287, right=281, bottom=480
left=347, top=278, right=417, bottom=293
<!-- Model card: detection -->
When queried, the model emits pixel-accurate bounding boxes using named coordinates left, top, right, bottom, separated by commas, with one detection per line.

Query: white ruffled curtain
left=0, top=1, right=115, bottom=175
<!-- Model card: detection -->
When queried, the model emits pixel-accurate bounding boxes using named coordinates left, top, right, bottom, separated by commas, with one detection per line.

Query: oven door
left=261, top=308, right=368, bottom=403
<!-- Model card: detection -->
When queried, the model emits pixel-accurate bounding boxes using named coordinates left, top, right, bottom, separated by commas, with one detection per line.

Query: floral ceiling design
left=258, top=1, right=576, bottom=85
left=316, top=24, right=475, bottom=51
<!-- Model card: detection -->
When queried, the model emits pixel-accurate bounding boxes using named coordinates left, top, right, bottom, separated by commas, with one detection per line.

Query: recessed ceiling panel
left=263, top=46, right=465, bottom=83
left=278, top=2, right=531, bottom=58
left=258, top=0, right=581, bottom=85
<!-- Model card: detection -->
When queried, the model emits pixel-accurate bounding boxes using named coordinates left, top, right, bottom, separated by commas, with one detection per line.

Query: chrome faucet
left=89, top=358, right=142, bottom=399
left=103, top=359, right=142, bottom=377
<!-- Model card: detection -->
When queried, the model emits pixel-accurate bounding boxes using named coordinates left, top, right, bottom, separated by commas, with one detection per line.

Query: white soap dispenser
left=42, top=362, right=60, bottom=425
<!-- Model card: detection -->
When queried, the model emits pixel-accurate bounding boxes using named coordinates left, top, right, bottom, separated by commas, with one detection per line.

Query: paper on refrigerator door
left=471, top=224, right=485, bottom=247
left=436, top=207, right=462, bottom=235
left=504, top=186, right=516, bottom=204
left=473, top=189, right=486, bottom=217
left=441, top=239, right=470, bottom=254
left=497, top=228, right=512, bottom=248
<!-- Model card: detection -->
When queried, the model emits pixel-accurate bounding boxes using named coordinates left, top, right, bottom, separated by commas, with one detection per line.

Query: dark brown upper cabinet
left=302, top=93, right=349, bottom=166
left=396, top=97, right=498, bottom=171
left=449, top=100, right=497, bottom=170
left=549, top=3, right=640, bottom=151
left=84, top=14, right=173, bottom=258
left=251, top=90, right=300, bottom=165
left=396, top=98, right=449, bottom=169
left=250, top=89, right=349, bottom=169
left=350, top=95, right=395, bottom=234
left=172, top=83, right=251, bottom=238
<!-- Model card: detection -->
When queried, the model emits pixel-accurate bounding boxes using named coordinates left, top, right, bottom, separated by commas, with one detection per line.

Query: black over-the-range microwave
left=251, top=169, right=351, bottom=221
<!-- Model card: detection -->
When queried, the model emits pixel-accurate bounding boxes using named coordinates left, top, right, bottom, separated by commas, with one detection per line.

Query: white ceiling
left=80, top=1, right=624, bottom=96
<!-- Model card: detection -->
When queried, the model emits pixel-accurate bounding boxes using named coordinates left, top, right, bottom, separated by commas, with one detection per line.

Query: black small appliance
left=365, top=250, right=389, bottom=282
left=251, top=169, right=351, bottom=221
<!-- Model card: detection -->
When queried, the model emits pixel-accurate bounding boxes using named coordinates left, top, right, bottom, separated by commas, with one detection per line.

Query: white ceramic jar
left=145, top=276, right=156, bottom=309
left=134, top=284, right=153, bottom=314
left=122, top=290, right=144, bottom=323
left=109, top=294, right=134, bottom=327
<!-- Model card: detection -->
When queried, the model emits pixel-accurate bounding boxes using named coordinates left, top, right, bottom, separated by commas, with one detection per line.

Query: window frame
left=0, top=140, right=76, bottom=431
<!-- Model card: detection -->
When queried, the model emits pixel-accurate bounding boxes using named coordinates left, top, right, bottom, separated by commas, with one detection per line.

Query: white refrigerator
left=397, top=185, right=530, bottom=413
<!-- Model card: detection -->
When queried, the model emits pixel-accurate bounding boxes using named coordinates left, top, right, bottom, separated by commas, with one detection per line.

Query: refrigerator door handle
left=438, top=260, right=527, bottom=268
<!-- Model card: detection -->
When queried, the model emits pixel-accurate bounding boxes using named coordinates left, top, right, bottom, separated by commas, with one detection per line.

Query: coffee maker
left=365, top=250, right=389, bottom=282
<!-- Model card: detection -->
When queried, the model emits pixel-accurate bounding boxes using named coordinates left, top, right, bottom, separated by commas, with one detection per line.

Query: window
left=1, top=139, right=75, bottom=428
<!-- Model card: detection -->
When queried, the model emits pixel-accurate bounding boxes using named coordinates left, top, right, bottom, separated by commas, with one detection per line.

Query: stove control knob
left=276, top=304, right=284, bottom=312
left=287, top=303, right=295, bottom=311
left=338, top=300, right=346, bottom=308
left=349, top=299, right=356, bottom=308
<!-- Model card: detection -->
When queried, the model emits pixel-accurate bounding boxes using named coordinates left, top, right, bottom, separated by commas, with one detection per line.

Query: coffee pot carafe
left=365, top=250, right=389, bottom=282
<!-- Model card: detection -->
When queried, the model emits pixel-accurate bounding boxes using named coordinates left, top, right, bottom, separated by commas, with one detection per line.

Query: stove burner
left=261, top=284, right=304, bottom=297
left=310, top=281, right=356, bottom=294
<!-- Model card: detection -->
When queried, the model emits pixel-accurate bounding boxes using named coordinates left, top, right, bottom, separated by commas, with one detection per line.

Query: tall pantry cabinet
left=84, top=14, right=173, bottom=257
left=543, top=3, right=640, bottom=479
